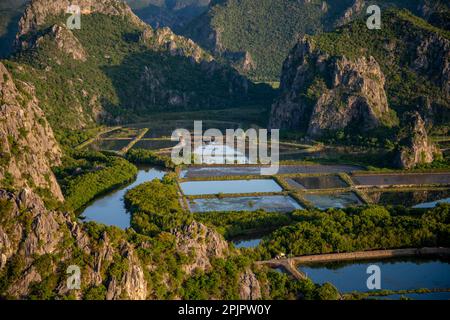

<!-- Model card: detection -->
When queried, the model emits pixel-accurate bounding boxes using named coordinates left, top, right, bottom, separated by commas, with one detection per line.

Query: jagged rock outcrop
left=238, top=269, right=262, bottom=300
left=0, top=188, right=257, bottom=300
left=31, top=24, right=87, bottom=61
left=140, top=26, right=212, bottom=63
left=0, top=62, right=63, bottom=200
left=405, top=24, right=450, bottom=99
left=0, top=189, right=70, bottom=297
left=240, top=51, right=256, bottom=73
left=173, top=221, right=228, bottom=275
left=16, top=0, right=145, bottom=47
left=336, top=0, right=366, bottom=27
left=270, top=37, right=394, bottom=137
left=105, top=244, right=148, bottom=300
left=394, top=112, right=441, bottom=169
left=136, top=26, right=249, bottom=109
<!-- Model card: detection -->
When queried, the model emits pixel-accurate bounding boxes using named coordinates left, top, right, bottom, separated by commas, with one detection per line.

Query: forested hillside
left=2, top=0, right=269, bottom=137
left=183, top=0, right=450, bottom=81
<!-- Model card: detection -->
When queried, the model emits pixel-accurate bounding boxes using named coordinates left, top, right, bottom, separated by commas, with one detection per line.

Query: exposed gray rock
left=0, top=62, right=63, bottom=200
left=16, top=0, right=145, bottom=46
left=173, top=220, right=228, bottom=275
left=32, top=24, right=87, bottom=61
left=270, top=37, right=395, bottom=137
left=395, top=112, right=441, bottom=169
left=239, top=269, right=262, bottom=300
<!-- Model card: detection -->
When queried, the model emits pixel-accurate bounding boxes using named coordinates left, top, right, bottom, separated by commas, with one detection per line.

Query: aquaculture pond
left=193, top=142, right=249, bottom=164
left=181, top=164, right=363, bottom=178
left=187, top=195, right=302, bottom=213
left=89, top=139, right=131, bottom=152
left=287, top=175, right=348, bottom=190
left=367, top=189, right=450, bottom=207
left=352, top=173, right=450, bottom=187
left=180, top=179, right=283, bottom=196
left=299, top=257, right=450, bottom=297
left=303, top=192, right=363, bottom=209
left=133, top=139, right=178, bottom=150
left=100, top=128, right=140, bottom=139
left=80, top=166, right=166, bottom=229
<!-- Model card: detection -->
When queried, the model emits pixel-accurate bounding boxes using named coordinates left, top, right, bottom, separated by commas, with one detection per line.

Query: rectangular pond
left=352, top=173, right=450, bottom=187
left=367, top=189, right=450, bottom=207
left=101, top=128, right=140, bottom=139
left=180, top=179, right=283, bottom=196
left=89, top=139, right=130, bottom=151
left=303, top=192, right=363, bottom=209
left=188, top=195, right=302, bottom=212
left=181, top=164, right=364, bottom=178
left=287, top=175, right=348, bottom=190
left=133, top=139, right=178, bottom=150
left=299, top=257, right=450, bottom=294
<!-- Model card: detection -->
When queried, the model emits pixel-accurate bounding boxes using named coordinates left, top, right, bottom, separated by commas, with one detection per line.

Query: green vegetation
left=345, top=287, right=450, bottom=300
left=184, top=0, right=443, bottom=81
left=261, top=270, right=340, bottom=300
left=186, top=0, right=356, bottom=81
left=6, top=13, right=272, bottom=133
left=311, top=9, right=449, bottom=132
left=125, top=177, right=191, bottom=236
left=255, top=205, right=450, bottom=260
left=194, top=210, right=296, bottom=238
left=181, top=255, right=251, bottom=299
left=55, top=151, right=138, bottom=211
left=126, top=148, right=175, bottom=169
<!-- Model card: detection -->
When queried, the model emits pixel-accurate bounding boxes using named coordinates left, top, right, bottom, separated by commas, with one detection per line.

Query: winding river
left=79, top=166, right=165, bottom=229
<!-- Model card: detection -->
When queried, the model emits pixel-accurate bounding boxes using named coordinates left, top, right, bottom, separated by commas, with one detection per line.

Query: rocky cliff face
left=0, top=62, right=63, bottom=200
left=0, top=187, right=261, bottom=300
left=238, top=269, right=262, bottom=300
left=0, top=189, right=147, bottom=299
left=336, top=0, right=365, bottom=27
left=173, top=221, right=228, bottom=275
left=9, top=0, right=252, bottom=129
left=405, top=24, right=450, bottom=100
left=16, top=0, right=144, bottom=45
left=134, top=24, right=249, bottom=109
left=395, top=112, right=441, bottom=169
left=270, top=38, right=394, bottom=137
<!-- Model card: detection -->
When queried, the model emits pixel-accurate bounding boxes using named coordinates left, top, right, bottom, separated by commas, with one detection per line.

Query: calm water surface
left=80, top=166, right=165, bottom=229
left=188, top=195, right=302, bottom=212
left=232, top=238, right=262, bottom=249
left=303, top=192, right=362, bottom=209
left=300, top=258, right=450, bottom=294
left=180, top=179, right=282, bottom=195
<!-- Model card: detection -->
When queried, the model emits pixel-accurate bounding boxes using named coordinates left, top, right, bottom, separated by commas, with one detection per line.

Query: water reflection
left=80, top=166, right=165, bottom=229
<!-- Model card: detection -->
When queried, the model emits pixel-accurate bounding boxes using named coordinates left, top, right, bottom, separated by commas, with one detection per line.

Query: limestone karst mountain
left=3, top=0, right=266, bottom=133
left=183, top=0, right=450, bottom=80
left=269, top=9, right=449, bottom=169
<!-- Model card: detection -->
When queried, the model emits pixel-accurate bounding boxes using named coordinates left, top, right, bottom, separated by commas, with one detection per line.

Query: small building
left=275, top=253, right=286, bottom=260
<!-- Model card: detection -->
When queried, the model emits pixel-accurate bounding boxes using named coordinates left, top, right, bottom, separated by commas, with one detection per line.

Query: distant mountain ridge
left=270, top=9, right=449, bottom=167
left=182, top=0, right=450, bottom=81
left=3, top=0, right=262, bottom=133
left=127, top=0, right=210, bottom=31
